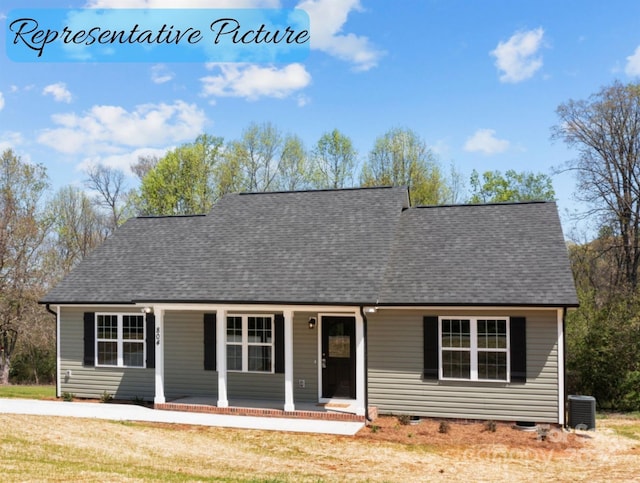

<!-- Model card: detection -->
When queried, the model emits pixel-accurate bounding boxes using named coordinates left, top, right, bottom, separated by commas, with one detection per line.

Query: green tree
left=361, top=127, right=451, bottom=205
left=217, top=123, right=313, bottom=195
left=311, top=129, right=356, bottom=189
left=468, top=169, right=556, bottom=204
left=0, top=149, right=51, bottom=384
left=137, top=134, right=223, bottom=215
left=221, top=122, right=285, bottom=193
left=277, top=134, right=311, bottom=191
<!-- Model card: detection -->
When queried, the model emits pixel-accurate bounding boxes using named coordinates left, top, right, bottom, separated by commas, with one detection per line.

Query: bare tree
left=131, top=154, right=159, bottom=182
left=552, top=80, right=640, bottom=292
left=85, top=164, right=128, bottom=231
left=48, top=186, right=109, bottom=275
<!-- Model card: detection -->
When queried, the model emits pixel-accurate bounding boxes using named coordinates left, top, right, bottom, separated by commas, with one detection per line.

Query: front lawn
left=0, top=384, right=55, bottom=400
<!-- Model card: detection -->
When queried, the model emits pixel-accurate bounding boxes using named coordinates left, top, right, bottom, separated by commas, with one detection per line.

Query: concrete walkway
left=0, top=398, right=364, bottom=436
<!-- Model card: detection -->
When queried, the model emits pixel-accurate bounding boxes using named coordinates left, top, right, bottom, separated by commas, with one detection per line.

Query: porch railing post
left=284, top=309, right=295, bottom=412
left=217, top=308, right=229, bottom=408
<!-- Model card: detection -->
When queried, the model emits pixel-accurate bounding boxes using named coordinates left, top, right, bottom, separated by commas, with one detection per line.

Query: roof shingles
left=41, top=188, right=577, bottom=307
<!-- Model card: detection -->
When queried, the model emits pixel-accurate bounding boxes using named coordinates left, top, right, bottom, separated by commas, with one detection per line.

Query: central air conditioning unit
left=568, top=395, right=596, bottom=430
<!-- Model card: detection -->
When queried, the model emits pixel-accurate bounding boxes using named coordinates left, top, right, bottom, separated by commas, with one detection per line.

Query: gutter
left=359, top=306, right=371, bottom=422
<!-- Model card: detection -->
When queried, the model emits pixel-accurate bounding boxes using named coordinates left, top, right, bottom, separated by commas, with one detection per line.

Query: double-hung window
left=439, top=317, right=509, bottom=381
left=226, top=315, right=274, bottom=373
left=96, top=313, right=145, bottom=368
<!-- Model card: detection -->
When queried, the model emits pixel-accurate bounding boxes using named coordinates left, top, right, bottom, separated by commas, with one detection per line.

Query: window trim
left=438, top=316, right=510, bottom=382
left=95, top=313, right=146, bottom=368
left=226, top=314, right=275, bottom=374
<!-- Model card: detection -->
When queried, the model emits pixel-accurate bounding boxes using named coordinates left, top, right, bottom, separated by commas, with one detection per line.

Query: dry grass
left=0, top=413, right=639, bottom=482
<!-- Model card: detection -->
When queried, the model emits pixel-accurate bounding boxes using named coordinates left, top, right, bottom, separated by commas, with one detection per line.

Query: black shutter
left=83, top=312, right=95, bottom=367
left=423, top=316, right=439, bottom=380
left=145, top=313, right=156, bottom=369
left=510, top=317, right=527, bottom=383
left=274, top=314, right=285, bottom=374
left=204, top=313, right=217, bottom=371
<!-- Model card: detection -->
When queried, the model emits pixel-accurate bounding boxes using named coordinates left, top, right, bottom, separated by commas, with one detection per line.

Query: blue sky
left=2, top=0, right=640, bottom=238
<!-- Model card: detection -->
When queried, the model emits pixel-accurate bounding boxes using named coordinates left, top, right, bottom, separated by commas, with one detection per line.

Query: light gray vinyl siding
left=367, top=309, right=560, bottom=423
left=164, top=311, right=217, bottom=399
left=59, top=306, right=155, bottom=400
left=293, top=312, right=319, bottom=402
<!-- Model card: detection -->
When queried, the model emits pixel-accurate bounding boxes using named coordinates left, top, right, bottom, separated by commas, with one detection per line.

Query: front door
left=321, top=316, right=356, bottom=399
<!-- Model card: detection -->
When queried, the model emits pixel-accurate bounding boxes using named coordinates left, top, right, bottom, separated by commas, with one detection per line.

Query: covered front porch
left=148, top=304, right=370, bottom=420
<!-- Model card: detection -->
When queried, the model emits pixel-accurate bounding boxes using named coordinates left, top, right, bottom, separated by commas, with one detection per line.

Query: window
left=96, top=313, right=145, bottom=368
left=226, top=315, right=274, bottom=373
left=439, top=317, right=509, bottom=381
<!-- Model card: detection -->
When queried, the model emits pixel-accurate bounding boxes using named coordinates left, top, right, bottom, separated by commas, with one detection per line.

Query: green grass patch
left=0, top=384, right=55, bottom=400
left=610, top=423, right=640, bottom=441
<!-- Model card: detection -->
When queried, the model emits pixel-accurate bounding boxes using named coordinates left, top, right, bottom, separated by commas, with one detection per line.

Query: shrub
left=100, top=390, right=113, bottom=403
left=62, top=392, right=74, bottom=402
left=536, top=425, right=550, bottom=441
left=484, top=420, right=497, bottom=432
left=438, top=421, right=450, bottom=434
left=397, top=414, right=411, bottom=426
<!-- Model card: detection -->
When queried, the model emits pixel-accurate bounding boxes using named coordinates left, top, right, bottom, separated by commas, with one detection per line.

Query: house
left=41, top=186, right=578, bottom=424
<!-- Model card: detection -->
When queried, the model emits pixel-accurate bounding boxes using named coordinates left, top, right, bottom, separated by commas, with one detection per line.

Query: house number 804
left=155, top=327, right=161, bottom=346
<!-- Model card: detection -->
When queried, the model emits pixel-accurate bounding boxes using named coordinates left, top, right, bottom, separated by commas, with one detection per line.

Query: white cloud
left=0, top=92, right=4, bottom=111
left=296, top=0, right=383, bottom=71
left=43, top=82, right=73, bottom=103
left=37, top=101, right=207, bottom=154
left=151, top=64, right=175, bottom=84
left=85, top=0, right=279, bottom=7
left=0, top=132, right=24, bottom=152
left=296, top=94, right=311, bottom=107
left=464, top=129, right=510, bottom=155
left=625, top=46, right=640, bottom=77
left=76, top=147, right=170, bottom=175
left=201, top=63, right=311, bottom=100
left=490, top=27, right=544, bottom=83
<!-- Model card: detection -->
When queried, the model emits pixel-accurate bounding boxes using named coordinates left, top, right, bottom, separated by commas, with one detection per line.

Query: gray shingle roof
left=42, top=187, right=409, bottom=305
left=378, top=201, right=578, bottom=306
left=41, top=187, right=578, bottom=307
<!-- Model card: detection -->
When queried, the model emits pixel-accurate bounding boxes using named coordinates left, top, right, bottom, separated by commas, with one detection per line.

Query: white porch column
left=216, top=308, right=229, bottom=408
left=56, top=306, right=61, bottom=398
left=354, top=310, right=366, bottom=416
left=153, top=307, right=165, bottom=404
left=557, top=308, right=565, bottom=426
left=283, top=310, right=295, bottom=412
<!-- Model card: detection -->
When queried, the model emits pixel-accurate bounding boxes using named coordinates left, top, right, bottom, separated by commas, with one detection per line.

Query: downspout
left=359, top=306, right=371, bottom=422
left=45, top=304, right=56, bottom=317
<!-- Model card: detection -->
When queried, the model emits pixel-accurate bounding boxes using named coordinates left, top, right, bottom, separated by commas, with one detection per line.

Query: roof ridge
left=136, top=214, right=207, bottom=219
left=412, top=200, right=555, bottom=209
left=238, top=185, right=407, bottom=196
